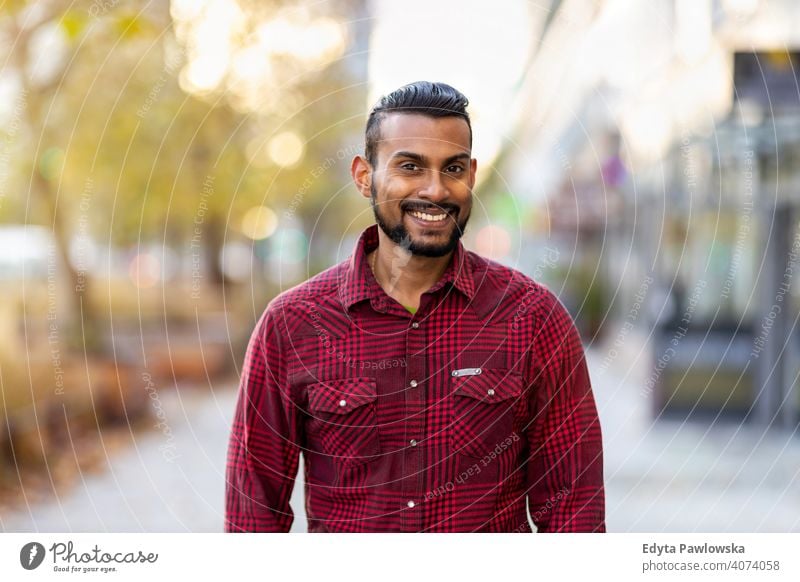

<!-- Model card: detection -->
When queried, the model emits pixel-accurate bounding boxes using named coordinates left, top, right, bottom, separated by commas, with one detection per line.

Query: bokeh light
left=241, top=206, right=279, bottom=240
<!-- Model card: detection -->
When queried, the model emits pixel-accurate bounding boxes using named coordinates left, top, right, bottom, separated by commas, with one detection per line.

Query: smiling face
left=354, top=112, right=477, bottom=257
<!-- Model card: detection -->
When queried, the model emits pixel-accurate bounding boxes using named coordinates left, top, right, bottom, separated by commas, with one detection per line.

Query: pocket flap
left=307, top=377, right=377, bottom=414
left=453, top=369, right=523, bottom=403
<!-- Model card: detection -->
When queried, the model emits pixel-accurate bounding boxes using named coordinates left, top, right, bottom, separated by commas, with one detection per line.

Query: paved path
left=593, top=347, right=800, bottom=533
left=2, top=346, right=799, bottom=532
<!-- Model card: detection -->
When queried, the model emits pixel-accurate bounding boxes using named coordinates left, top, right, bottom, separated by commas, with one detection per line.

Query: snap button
left=409, top=380, right=418, bottom=388
left=339, top=399, right=347, bottom=407
left=411, top=322, right=420, bottom=329
left=487, top=389, right=495, bottom=397
left=410, top=439, right=418, bottom=447
left=407, top=500, right=415, bottom=508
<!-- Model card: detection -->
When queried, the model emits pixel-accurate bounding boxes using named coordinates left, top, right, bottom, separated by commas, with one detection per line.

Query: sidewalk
left=2, top=341, right=798, bottom=532
left=590, top=333, right=800, bottom=532
left=0, top=388, right=235, bottom=533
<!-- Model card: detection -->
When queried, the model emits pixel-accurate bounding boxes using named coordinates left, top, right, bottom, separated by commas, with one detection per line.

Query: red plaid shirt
left=225, top=224, right=605, bottom=532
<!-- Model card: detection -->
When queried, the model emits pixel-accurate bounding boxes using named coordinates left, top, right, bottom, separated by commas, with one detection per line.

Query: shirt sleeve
left=525, top=293, right=606, bottom=532
left=225, top=307, right=302, bottom=532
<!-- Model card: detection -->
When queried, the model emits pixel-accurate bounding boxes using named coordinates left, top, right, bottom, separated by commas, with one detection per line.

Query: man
left=225, top=81, right=605, bottom=532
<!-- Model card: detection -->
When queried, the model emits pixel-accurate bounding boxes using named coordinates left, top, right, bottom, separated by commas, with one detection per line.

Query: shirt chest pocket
left=450, top=368, right=523, bottom=460
left=306, top=377, right=381, bottom=465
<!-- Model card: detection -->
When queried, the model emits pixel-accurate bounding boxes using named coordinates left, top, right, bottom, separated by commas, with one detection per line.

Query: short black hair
left=364, top=81, right=471, bottom=166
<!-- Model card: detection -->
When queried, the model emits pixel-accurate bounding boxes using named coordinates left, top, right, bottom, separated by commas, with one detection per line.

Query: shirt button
left=409, top=439, right=418, bottom=447
left=407, top=500, right=415, bottom=508
left=409, top=380, right=418, bottom=388
left=411, top=322, right=420, bottom=329
left=487, top=389, right=495, bottom=397
left=339, top=399, right=347, bottom=407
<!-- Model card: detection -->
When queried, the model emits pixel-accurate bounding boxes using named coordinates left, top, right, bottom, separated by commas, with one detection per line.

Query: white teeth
left=410, top=210, right=447, bottom=222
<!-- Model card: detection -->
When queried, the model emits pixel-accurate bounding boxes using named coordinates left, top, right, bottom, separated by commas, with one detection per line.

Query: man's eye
left=401, top=163, right=420, bottom=171
left=446, top=165, right=464, bottom=173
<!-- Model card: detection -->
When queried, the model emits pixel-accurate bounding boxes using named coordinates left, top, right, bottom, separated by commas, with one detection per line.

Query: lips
left=404, top=209, right=456, bottom=231
left=401, top=202, right=458, bottom=222
left=408, top=210, right=448, bottom=222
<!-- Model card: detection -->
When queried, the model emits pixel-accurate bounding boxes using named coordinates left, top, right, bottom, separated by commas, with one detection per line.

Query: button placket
left=402, top=319, right=426, bottom=532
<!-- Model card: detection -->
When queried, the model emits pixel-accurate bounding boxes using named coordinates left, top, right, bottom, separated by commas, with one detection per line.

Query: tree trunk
left=31, top=165, right=103, bottom=353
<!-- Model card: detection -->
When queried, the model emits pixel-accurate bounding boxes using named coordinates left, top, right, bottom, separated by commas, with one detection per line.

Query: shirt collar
left=338, top=224, right=476, bottom=311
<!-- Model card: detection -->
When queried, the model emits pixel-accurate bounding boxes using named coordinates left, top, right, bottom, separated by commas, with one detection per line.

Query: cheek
left=378, top=181, right=409, bottom=204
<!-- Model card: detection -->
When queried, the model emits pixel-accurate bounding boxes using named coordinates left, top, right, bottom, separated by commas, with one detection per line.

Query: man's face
left=367, top=113, right=476, bottom=257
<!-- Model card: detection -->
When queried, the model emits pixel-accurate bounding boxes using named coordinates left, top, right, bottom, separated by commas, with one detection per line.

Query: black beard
left=370, top=183, right=469, bottom=258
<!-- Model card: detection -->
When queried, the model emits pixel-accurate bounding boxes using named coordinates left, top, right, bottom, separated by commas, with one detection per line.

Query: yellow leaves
left=113, top=13, right=143, bottom=39
left=39, top=147, right=64, bottom=181
left=59, top=10, right=87, bottom=41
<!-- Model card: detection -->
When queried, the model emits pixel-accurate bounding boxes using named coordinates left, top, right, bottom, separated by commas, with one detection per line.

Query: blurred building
left=496, top=0, right=800, bottom=430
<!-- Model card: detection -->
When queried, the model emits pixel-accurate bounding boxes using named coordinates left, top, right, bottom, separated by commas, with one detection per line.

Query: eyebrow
left=391, top=151, right=471, bottom=166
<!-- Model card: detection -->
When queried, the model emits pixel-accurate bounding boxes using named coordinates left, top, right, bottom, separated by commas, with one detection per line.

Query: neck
left=369, top=228, right=454, bottom=310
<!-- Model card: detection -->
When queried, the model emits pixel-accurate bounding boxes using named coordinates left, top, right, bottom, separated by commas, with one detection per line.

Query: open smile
left=404, top=207, right=456, bottom=229
left=408, top=210, right=448, bottom=222
left=401, top=203, right=459, bottom=228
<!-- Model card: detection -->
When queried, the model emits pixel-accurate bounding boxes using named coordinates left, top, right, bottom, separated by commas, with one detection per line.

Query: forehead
left=376, top=113, right=471, bottom=160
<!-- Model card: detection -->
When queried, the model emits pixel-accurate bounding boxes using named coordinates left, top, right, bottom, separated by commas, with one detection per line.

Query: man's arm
left=525, top=293, right=605, bottom=532
left=225, top=308, right=302, bottom=532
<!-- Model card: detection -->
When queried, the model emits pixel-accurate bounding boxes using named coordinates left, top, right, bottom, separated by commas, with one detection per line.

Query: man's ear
left=469, top=157, right=477, bottom=188
left=351, top=155, right=372, bottom=199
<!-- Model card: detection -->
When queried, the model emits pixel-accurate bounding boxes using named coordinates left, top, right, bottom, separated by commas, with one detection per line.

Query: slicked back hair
left=364, top=81, right=472, bottom=167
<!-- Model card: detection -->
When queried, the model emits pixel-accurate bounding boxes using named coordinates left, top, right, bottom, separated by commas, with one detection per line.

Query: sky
left=367, top=0, right=541, bottom=172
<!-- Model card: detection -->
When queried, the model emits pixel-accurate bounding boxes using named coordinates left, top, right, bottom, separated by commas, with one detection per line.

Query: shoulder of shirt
left=257, top=259, right=353, bottom=339
left=466, top=249, right=571, bottom=326
left=257, top=251, right=574, bottom=334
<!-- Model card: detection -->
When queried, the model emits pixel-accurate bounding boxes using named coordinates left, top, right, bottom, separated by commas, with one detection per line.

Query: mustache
left=400, top=200, right=460, bottom=214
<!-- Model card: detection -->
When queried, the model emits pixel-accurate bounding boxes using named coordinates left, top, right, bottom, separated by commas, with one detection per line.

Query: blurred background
left=1, top=0, right=799, bottom=532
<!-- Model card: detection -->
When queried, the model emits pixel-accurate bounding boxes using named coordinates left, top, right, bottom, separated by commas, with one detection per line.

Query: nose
left=417, top=169, right=450, bottom=203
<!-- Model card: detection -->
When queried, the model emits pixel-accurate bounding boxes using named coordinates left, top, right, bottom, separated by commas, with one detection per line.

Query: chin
left=373, top=204, right=467, bottom=258
left=409, top=247, right=454, bottom=258
left=405, top=236, right=460, bottom=258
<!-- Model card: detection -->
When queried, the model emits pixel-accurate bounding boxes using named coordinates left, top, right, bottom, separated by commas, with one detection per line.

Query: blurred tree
left=1, top=0, right=367, bottom=347
left=0, top=1, right=174, bottom=348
